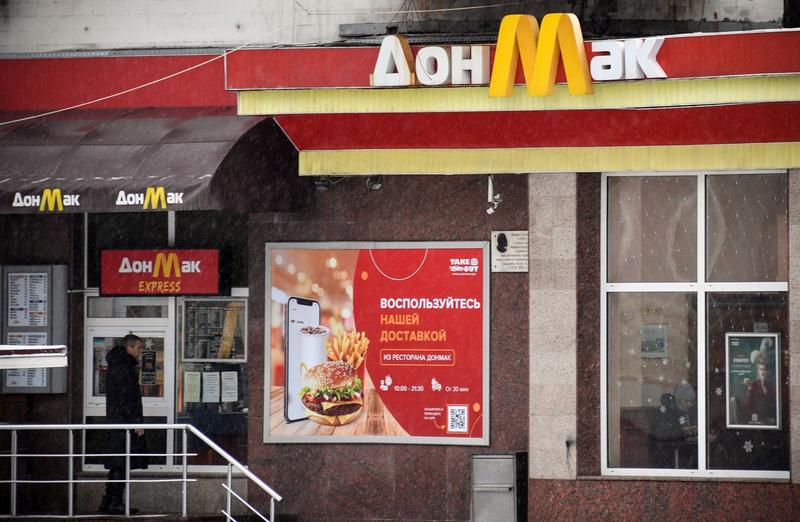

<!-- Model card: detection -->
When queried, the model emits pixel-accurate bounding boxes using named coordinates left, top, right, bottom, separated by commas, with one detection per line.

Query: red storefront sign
left=101, top=249, right=219, bottom=295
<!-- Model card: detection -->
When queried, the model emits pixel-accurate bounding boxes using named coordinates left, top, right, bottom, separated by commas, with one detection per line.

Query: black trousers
left=105, top=467, right=125, bottom=500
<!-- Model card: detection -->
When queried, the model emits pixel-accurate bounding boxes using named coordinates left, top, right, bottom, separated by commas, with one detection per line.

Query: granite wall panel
left=576, top=174, right=601, bottom=476
left=789, top=169, right=800, bottom=483
left=529, top=479, right=799, bottom=520
left=247, top=174, right=529, bottom=521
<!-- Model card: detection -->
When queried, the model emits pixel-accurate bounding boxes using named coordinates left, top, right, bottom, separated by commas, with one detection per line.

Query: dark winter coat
left=104, top=345, right=148, bottom=470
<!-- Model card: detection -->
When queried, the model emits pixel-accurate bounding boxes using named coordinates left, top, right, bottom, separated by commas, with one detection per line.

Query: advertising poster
left=265, top=242, right=489, bottom=445
left=726, top=333, right=780, bottom=429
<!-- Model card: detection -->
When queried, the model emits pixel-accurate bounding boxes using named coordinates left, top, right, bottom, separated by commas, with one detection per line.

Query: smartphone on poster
left=284, top=297, right=321, bottom=422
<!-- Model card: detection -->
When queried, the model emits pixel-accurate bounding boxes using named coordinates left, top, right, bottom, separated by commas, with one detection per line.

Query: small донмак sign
left=100, top=249, right=219, bottom=296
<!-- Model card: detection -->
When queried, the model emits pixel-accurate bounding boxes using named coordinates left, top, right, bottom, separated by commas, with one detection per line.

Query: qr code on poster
left=447, top=405, right=468, bottom=433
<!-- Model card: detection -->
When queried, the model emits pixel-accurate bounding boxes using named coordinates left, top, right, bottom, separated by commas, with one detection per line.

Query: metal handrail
left=0, top=423, right=282, bottom=521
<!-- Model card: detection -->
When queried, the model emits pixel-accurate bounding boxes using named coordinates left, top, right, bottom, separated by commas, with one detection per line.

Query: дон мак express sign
left=101, top=249, right=219, bottom=295
left=265, top=242, right=489, bottom=445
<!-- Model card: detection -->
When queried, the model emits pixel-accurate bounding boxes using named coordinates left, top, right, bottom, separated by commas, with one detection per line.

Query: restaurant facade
left=1, top=9, right=800, bottom=520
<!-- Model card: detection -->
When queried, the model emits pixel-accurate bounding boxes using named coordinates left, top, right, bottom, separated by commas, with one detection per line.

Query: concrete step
left=73, top=474, right=251, bottom=518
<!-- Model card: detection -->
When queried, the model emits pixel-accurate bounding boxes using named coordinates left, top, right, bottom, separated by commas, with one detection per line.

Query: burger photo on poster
left=300, top=360, right=363, bottom=425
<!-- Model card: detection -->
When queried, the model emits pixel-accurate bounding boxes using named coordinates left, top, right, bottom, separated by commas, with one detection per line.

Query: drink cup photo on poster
left=725, top=333, right=780, bottom=430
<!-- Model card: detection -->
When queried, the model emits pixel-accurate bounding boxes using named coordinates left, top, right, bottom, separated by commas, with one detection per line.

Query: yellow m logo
left=39, top=188, right=63, bottom=212
left=153, top=253, right=182, bottom=278
left=489, top=13, right=592, bottom=97
left=144, top=187, right=167, bottom=209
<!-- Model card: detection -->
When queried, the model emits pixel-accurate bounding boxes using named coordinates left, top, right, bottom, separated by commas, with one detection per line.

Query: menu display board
left=182, top=299, right=246, bottom=362
left=5, top=330, right=48, bottom=387
left=6, top=368, right=47, bottom=387
left=266, top=242, right=490, bottom=445
left=7, top=272, right=48, bottom=327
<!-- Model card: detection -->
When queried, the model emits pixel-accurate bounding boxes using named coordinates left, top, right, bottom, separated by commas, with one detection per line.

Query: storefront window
left=175, top=298, right=248, bottom=464
left=607, top=293, right=697, bottom=469
left=706, top=293, right=789, bottom=470
left=608, top=176, right=697, bottom=283
left=87, top=297, right=168, bottom=318
left=706, top=174, right=788, bottom=282
left=603, top=172, right=789, bottom=479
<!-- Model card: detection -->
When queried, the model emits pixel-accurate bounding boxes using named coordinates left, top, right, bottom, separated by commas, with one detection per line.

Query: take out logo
left=116, top=186, right=184, bottom=210
left=449, top=257, right=479, bottom=275
left=371, top=13, right=666, bottom=96
left=118, top=252, right=202, bottom=278
left=12, top=188, right=80, bottom=212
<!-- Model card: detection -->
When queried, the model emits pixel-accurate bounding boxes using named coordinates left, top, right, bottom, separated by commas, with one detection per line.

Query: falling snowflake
left=638, top=376, right=644, bottom=384
left=628, top=348, right=636, bottom=355
left=743, top=440, right=754, bottom=453
left=647, top=397, right=652, bottom=404
left=659, top=405, right=666, bottom=413
left=679, top=416, right=687, bottom=425
left=658, top=375, right=665, bottom=382
left=715, top=387, right=723, bottom=396
left=661, top=358, right=669, bottom=366
left=145, top=338, right=154, bottom=349
left=714, top=367, right=720, bottom=374
left=685, top=361, right=692, bottom=368
left=617, top=381, right=623, bottom=388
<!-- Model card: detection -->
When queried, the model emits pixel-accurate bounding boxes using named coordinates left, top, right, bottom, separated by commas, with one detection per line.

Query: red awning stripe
left=226, top=29, right=800, bottom=90
left=275, top=101, right=800, bottom=150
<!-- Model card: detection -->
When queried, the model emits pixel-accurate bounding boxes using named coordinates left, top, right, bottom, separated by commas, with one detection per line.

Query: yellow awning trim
left=239, top=75, right=800, bottom=115
left=298, top=142, right=800, bottom=176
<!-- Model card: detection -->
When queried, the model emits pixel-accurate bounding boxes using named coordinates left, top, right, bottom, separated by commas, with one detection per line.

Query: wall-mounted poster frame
left=640, top=323, right=668, bottom=358
left=725, top=332, right=780, bottom=430
left=264, top=241, right=490, bottom=446
left=180, top=298, right=247, bottom=363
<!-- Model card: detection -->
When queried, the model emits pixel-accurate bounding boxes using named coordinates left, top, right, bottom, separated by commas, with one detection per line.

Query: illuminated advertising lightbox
left=265, top=242, right=489, bottom=445
left=100, top=249, right=219, bottom=295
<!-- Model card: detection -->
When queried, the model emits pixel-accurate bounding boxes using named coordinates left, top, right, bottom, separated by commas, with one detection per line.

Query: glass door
left=83, top=295, right=175, bottom=471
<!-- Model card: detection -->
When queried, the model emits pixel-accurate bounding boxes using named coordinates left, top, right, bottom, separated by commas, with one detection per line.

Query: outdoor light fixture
left=366, top=176, right=383, bottom=191
left=313, top=176, right=344, bottom=191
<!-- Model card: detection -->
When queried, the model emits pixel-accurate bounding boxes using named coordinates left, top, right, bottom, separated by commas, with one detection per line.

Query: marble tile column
left=528, top=173, right=578, bottom=480
left=789, top=169, right=800, bottom=483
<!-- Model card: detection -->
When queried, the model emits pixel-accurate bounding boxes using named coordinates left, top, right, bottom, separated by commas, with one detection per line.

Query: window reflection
left=608, top=176, right=697, bottom=283
left=707, top=174, right=788, bottom=282
left=607, top=293, right=697, bottom=469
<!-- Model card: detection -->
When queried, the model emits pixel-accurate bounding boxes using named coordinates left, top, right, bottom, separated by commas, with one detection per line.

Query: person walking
left=99, top=334, right=148, bottom=515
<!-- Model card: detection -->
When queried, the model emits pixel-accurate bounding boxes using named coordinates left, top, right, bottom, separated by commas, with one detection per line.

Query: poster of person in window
left=725, top=333, right=780, bottom=429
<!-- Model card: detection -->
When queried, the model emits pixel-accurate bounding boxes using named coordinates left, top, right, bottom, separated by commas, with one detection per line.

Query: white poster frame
left=263, top=241, right=490, bottom=445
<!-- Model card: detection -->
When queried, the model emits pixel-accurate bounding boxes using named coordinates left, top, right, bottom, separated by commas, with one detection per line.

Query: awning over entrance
left=0, top=108, right=312, bottom=213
